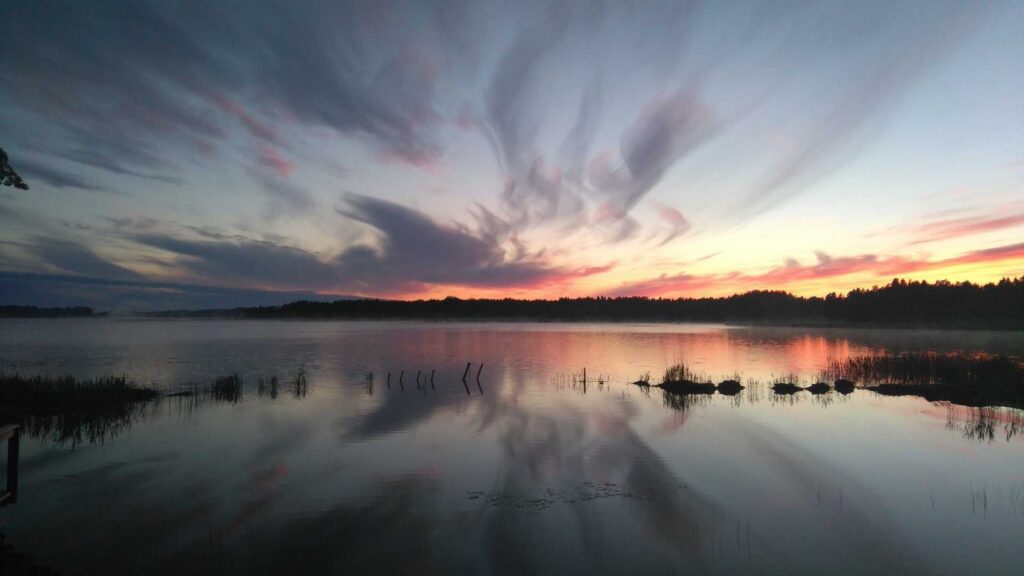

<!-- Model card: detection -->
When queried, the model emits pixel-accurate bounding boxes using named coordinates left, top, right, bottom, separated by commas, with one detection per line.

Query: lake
left=1, top=319, right=1023, bottom=575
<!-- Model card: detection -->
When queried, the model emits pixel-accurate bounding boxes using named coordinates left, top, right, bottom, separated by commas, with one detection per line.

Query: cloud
left=0, top=0, right=458, bottom=180
left=0, top=271, right=338, bottom=311
left=133, top=234, right=339, bottom=290
left=259, top=147, right=293, bottom=178
left=484, top=7, right=580, bottom=228
left=599, top=91, right=715, bottom=211
left=908, top=211, right=1024, bottom=245
left=477, top=3, right=715, bottom=242
left=654, top=202, right=692, bottom=246
left=610, top=242, right=1024, bottom=297
left=334, top=193, right=607, bottom=294
left=214, top=94, right=278, bottom=144
left=24, top=237, right=143, bottom=280
left=14, top=160, right=105, bottom=192
left=251, top=168, right=315, bottom=216
left=122, top=194, right=606, bottom=296
left=735, top=1, right=984, bottom=217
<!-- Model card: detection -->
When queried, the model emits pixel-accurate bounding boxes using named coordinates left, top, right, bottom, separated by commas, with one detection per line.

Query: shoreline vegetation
left=2, top=278, right=1021, bottom=330
left=632, top=354, right=1024, bottom=410
left=1, top=353, right=1020, bottom=445
left=0, top=305, right=100, bottom=318
left=151, top=277, right=1023, bottom=330
left=0, top=370, right=308, bottom=445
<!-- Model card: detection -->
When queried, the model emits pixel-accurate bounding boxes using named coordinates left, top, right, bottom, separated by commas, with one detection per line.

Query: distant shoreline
left=5, top=277, right=1022, bottom=330
left=5, top=314, right=1023, bottom=332
left=124, top=314, right=1022, bottom=332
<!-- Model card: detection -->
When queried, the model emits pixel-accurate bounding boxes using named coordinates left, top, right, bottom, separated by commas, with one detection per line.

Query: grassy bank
left=822, top=354, right=1024, bottom=409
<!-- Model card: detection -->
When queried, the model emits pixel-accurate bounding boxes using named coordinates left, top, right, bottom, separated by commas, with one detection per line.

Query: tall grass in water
left=823, top=354, right=1024, bottom=388
left=289, top=366, right=308, bottom=398
left=659, top=362, right=716, bottom=394
left=946, top=405, right=1023, bottom=443
left=0, top=373, right=158, bottom=445
left=211, top=374, right=242, bottom=402
left=825, top=354, right=1024, bottom=409
left=633, top=371, right=652, bottom=386
left=0, top=374, right=157, bottom=409
left=662, top=362, right=709, bottom=384
left=661, top=388, right=712, bottom=412
left=257, top=375, right=280, bottom=399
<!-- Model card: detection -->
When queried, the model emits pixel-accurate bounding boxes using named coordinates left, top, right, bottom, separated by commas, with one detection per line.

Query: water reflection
left=947, top=405, right=1024, bottom=442
left=1, top=321, right=1023, bottom=574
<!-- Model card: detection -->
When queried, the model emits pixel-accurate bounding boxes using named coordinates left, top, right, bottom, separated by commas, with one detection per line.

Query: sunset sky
left=1, top=0, right=1022, bottom=309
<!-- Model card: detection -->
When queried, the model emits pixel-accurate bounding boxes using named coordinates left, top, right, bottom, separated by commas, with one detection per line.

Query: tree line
left=0, top=306, right=96, bottom=318
left=153, top=277, right=1024, bottom=329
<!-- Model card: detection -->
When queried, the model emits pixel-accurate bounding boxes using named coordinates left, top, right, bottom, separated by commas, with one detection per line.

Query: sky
left=1, top=0, right=1022, bottom=310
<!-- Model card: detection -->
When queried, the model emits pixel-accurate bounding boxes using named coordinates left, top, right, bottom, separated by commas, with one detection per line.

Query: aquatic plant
left=0, top=374, right=159, bottom=445
left=823, top=354, right=1024, bottom=388
left=211, top=374, right=243, bottom=402
left=257, top=375, right=280, bottom=399
left=946, top=404, right=1023, bottom=443
left=662, top=362, right=706, bottom=385
left=661, top=388, right=712, bottom=412
left=0, top=373, right=158, bottom=409
left=289, top=366, right=308, bottom=398
left=824, top=354, right=1024, bottom=409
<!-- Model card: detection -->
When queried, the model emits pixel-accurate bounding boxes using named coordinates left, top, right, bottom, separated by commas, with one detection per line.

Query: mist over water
left=1, top=319, right=1023, bottom=574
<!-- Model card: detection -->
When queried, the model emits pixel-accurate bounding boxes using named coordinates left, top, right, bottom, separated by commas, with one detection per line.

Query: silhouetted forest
left=0, top=305, right=96, bottom=318
left=151, top=277, right=1024, bottom=329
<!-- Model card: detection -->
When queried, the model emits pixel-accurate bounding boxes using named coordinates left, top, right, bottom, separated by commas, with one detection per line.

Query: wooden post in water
left=399, top=371, right=405, bottom=390
left=387, top=372, right=392, bottom=389
left=1, top=424, right=19, bottom=506
left=430, top=369, right=435, bottom=390
left=416, top=370, right=422, bottom=389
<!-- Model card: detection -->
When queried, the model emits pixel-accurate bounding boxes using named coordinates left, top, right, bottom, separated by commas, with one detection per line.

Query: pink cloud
left=653, top=202, right=691, bottom=245
left=214, top=94, right=278, bottom=143
left=259, top=146, right=293, bottom=178
left=609, top=242, right=1024, bottom=297
left=910, top=211, right=1024, bottom=244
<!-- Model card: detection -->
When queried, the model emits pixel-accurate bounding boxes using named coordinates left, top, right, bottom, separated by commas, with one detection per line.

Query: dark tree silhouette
left=1, top=146, right=29, bottom=189
left=149, top=276, right=1024, bottom=329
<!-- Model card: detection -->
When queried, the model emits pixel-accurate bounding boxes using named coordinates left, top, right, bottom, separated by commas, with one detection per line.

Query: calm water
left=1, top=319, right=1023, bottom=575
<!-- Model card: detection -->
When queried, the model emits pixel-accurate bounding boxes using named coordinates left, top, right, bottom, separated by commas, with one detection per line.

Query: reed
left=824, top=354, right=1024, bottom=408
left=211, top=374, right=242, bottom=402
left=662, top=362, right=707, bottom=385
left=289, top=366, right=308, bottom=398
left=822, top=353, right=1024, bottom=387
left=0, top=373, right=157, bottom=410
left=0, top=373, right=159, bottom=445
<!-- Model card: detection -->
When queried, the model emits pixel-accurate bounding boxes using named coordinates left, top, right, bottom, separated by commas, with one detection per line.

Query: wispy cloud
left=14, top=160, right=106, bottom=192
left=0, top=271, right=336, bottom=311
left=120, top=194, right=608, bottom=296
left=610, top=243, right=1024, bottom=297
left=908, top=211, right=1024, bottom=245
